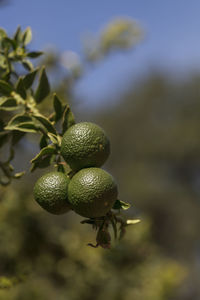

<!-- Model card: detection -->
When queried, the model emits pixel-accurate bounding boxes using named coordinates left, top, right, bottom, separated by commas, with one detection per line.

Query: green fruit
left=33, top=172, right=70, bottom=215
left=61, top=122, right=110, bottom=171
left=68, top=168, right=118, bottom=218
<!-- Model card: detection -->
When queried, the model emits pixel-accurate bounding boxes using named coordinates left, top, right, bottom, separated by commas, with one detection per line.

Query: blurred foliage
left=0, top=18, right=199, bottom=299
left=0, top=181, right=185, bottom=300
left=83, top=17, right=143, bottom=62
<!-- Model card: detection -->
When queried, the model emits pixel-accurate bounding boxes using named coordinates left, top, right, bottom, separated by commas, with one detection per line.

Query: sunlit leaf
left=0, top=55, right=7, bottom=69
left=22, top=27, right=32, bottom=45
left=13, top=26, right=22, bottom=42
left=0, top=28, right=7, bottom=40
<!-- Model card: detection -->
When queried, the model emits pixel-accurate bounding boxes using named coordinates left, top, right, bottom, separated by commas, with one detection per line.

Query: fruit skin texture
left=33, top=172, right=70, bottom=215
left=61, top=122, right=110, bottom=171
left=68, top=168, right=118, bottom=218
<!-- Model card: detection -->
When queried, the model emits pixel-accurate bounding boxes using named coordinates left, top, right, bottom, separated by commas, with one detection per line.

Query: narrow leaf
left=22, top=59, right=33, bottom=71
left=0, top=80, right=13, bottom=96
left=0, top=97, right=18, bottom=111
left=30, top=155, right=54, bottom=172
left=5, top=114, right=33, bottom=127
left=62, top=105, right=75, bottom=134
left=27, top=51, right=43, bottom=58
left=2, top=37, right=17, bottom=50
left=22, top=68, right=38, bottom=89
left=16, top=77, right=26, bottom=99
left=53, top=94, right=63, bottom=122
left=22, top=27, right=32, bottom=45
left=13, top=26, right=22, bottom=42
left=5, top=114, right=38, bottom=133
left=33, top=114, right=57, bottom=135
left=30, top=146, right=56, bottom=172
left=34, top=67, right=50, bottom=103
left=14, top=122, right=38, bottom=133
left=31, top=145, right=56, bottom=163
left=39, top=135, right=48, bottom=149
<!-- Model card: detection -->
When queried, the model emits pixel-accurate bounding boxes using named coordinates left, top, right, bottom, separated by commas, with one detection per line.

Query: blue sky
left=1, top=0, right=200, bottom=108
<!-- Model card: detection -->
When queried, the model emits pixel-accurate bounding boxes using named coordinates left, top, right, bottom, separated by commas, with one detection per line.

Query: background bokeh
left=1, top=1, right=200, bottom=299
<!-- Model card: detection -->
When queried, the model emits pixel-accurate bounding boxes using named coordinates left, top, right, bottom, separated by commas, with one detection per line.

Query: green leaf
left=0, top=55, right=7, bottom=69
left=5, top=114, right=38, bottom=133
left=47, top=132, right=59, bottom=144
left=0, top=28, right=7, bottom=40
left=22, top=27, right=32, bottom=45
left=30, top=145, right=56, bottom=172
left=30, top=155, right=54, bottom=172
left=16, top=77, right=26, bottom=99
left=13, top=26, right=22, bottom=42
left=2, top=37, right=17, bottom=50
left=0, top=80, right=13, bottom=96
left=22, top=59, right=33, bottom=71
left=22, top=68, right=38, bottom=89
left=112, top=199, right=131, bottom=210
left=0, top=97, right=18, bottom=111
left=31, top=145, right=56, bottom=163
left=62, top=105, right=75, bottom=134
left=34, top=67, right=50, bottom=103
left=53, top=94, right=63, bottom=122
left=27, top=51, right=43, bottom=58
left=33, top=114, right=57, bottom=135
left=39, top=135, right=48, bottom=149
left=14, top=122, right=38, bottom=133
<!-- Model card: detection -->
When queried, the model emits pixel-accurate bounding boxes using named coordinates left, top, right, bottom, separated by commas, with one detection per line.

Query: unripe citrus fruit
left=33, top=172, right=70, bottom=215
left=68, top=168, right=118, bottom=218
left=61, top=122, right=110, bottom=171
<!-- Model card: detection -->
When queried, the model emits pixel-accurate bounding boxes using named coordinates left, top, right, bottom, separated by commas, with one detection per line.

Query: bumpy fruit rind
left=68, top=168, right=118, bottom=218
left=61, top=122, right=110, bottom=171
left=33, top=171, right=70, bottom=215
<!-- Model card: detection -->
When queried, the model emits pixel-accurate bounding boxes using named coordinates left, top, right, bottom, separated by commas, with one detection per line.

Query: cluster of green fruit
left=33, top=122, right=118, bottom=219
